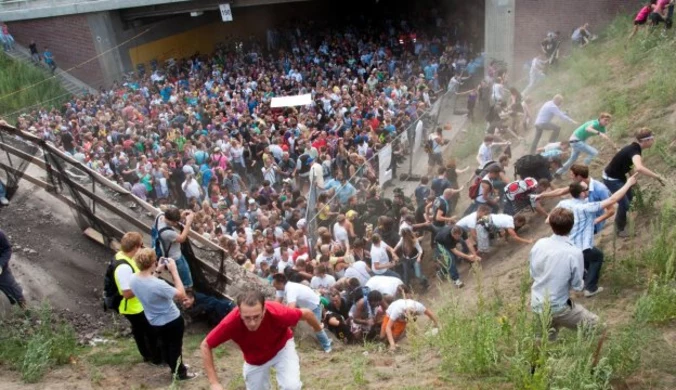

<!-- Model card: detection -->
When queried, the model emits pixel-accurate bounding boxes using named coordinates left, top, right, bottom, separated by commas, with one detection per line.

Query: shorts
left=634, top=19, right=647, bottom=26
left=381, top=315, right=407, bottom=340
left=428, top=153, right=443, bottom=167
left=650, top=12, right=665, bottom=24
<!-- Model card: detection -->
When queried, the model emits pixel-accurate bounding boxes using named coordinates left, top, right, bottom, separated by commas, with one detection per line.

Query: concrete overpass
left=2, top=0, right=637, bottom=92
left=4, top=0, right=316, bottom=88
left=0, top=0, right=310, bottom=22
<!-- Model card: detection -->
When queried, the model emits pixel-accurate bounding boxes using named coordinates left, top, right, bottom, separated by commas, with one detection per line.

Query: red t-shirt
left=205, top=301, right=302, bottom=365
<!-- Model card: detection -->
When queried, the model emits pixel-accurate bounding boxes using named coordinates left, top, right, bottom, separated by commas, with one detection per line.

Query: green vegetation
left=0, top=53, right=69, bottom=120
left=421, top=15, right=676, bottom=389
left=0, top=303, right=78, bottom=383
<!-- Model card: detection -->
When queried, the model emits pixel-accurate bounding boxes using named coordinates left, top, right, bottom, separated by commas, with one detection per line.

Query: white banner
left=414, top=119, right=423, bottom=151
left=378, top=144, right=393, bottom=186
left=219, top=3, right=233, bottom=22
left=270, top=94, right=313, bottom=108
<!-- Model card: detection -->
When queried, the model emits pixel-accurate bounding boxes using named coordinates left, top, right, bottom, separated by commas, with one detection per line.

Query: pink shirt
left=635, top=6, right=651, bottom=22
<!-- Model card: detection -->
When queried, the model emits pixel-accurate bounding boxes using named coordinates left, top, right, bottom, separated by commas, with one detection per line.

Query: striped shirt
left=556, top=198, right=602, bottom=251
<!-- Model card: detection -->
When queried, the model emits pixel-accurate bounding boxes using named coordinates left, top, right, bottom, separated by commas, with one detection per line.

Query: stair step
left=4, top=46, right=96, bottom=96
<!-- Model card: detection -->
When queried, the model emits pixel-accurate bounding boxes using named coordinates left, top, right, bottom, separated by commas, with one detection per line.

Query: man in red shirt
left=201, top=290, right=324, bottom=390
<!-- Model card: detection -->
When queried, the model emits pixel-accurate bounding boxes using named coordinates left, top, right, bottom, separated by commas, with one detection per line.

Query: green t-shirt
left=572, top=119, right=606, bottom=142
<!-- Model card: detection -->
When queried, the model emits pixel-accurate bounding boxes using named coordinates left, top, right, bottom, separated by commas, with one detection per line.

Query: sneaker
left=616, top=230, right=630, bottom=238
left=178, top=372, right=198, bottom=381
left=0, top=197, right=8, bottom=206
left=454, top=279, right=464, bottom=288
left=324, top=346, right=332, bottom=353
left=584, top=287, right=604, bottom=298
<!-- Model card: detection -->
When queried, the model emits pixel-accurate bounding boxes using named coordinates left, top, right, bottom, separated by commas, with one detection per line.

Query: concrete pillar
left=87, top=11, right=127, bottom=88
left=484, top=0, right=515, bottom=77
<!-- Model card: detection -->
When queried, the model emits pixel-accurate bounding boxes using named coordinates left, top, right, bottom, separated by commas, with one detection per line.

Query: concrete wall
left=484, top=0, right=515, bottom=74
left=513, top=0, right=634, bottom=76
left=7, top=1, right=324, bottom=89
left=8, top=14, right=105, bottom=87
left=120, top=2, right=323, bottom=70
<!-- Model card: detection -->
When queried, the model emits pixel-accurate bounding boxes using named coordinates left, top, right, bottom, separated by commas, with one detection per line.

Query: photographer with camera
left=157, top=207, right=195, bottom=289
left=130, top=248, right=197, bottom=381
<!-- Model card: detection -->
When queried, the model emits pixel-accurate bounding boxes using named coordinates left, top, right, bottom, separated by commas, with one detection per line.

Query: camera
left=159, top=257, right=170, bottom=266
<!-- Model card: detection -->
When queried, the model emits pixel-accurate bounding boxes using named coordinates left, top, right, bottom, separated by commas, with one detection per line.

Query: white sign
left=378, top=144, right=393, bottom=186
left=219, top=3, right=233, bottom=22
left=270, top=94, right=313, bottom=108
left=414, top=119, right=423, bottom=151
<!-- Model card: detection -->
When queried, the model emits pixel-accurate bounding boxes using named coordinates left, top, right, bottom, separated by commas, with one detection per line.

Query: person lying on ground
left=182, top=290, right=236, bottom=328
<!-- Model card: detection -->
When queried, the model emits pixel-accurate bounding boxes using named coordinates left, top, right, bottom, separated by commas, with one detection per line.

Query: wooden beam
left=0, top=160, right=232, bottom=288
left=0, top=126, right=234, bottom=256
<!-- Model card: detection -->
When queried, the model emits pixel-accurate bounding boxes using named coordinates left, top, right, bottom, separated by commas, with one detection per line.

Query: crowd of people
left=1, top=3, right=672, bottom=388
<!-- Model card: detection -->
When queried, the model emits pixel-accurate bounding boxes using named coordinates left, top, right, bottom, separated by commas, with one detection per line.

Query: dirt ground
left=0, top=181, right=115, bottom=332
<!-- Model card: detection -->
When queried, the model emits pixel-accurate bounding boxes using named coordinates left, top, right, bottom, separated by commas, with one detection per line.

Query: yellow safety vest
left=113, top=251, right=144, bottom=315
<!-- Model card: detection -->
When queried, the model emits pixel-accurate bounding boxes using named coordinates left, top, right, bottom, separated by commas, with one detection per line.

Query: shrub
left=0, top=53, right=69, bottom=119
left=0, top=303, right=78, bottom=383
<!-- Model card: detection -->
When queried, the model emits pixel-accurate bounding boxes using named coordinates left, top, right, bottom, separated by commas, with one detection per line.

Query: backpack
left=298, top=154, right=312, bottom=174
left=431, top=196, right=449, bottom=224
left=514, top=154, right=550, bottom=180
left=151, top=214, right=174, bottom=259
left=505, top=177, right=538, bottom=201
left=468, top=176, right=484, bottom=200
left=468, top=163, right=495, bottom=200
left=424, top=138, right=435, bottom=154
left=102, top=257, right=134, bottom=312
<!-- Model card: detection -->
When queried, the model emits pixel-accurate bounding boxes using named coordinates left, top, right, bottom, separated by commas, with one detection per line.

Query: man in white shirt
left=380, top=299, right=439, bottom=351
left=455, top=204, right=492, bottom=249
left=531, top=94, right=578, bottom=154
left=272, top=274, right=332, bottom=352
left=310, top=264, right=336, bottom=295
left=522, top=55, right=547, bottom=97
left=476, top=213, right=533, bottom=252
left=366, top=275, right=405, bottom=298
left=530, top=207, right=598, bottom=341
left=369, top=234, right=401, bottom=279
left=476, top=135, right=510, bottom=167
left=182, top=174, right=202, bottom=202
left=344, top=260, right=372, bottom=286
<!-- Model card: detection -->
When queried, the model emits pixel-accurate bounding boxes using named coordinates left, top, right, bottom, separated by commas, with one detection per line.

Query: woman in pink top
left=629, top=2, right=656, bottom=40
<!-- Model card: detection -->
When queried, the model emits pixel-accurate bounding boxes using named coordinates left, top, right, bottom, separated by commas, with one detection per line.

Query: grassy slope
left=0, top=53, right=69, bottom=120
left=3, top=16, right=676, bottom=390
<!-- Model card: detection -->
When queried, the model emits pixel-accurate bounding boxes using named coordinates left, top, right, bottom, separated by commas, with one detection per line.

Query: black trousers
left=582, top=247, right=604, bottom=293
left=0, top=265, right=25, bottom=305
left=154, top=315, right=187, bottom=379
left=124, top=312, right=161, bottom=364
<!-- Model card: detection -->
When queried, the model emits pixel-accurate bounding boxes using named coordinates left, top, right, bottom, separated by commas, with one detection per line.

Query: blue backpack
left=151, top=214, right=174, bottom=259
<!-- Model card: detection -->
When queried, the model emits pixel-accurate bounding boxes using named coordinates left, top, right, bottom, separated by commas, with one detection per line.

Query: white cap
left=297, top=218, right=307, bottom=229
left=248, top=199, right=256, bottom=204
